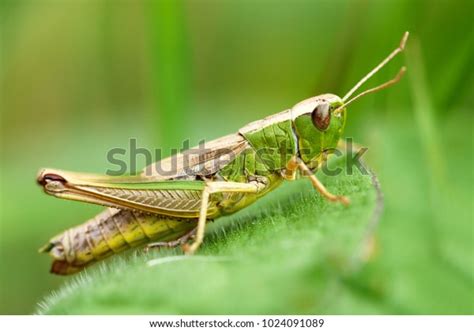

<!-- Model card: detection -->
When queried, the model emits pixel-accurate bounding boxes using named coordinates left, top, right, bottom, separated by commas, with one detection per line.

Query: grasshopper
left=38, top=32, right=408, bottom=275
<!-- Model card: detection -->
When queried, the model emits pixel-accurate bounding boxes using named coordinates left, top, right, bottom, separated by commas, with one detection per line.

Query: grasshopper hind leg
left=145, top=227, right=197, bottom=251
left=183, top=181, right=262, bottom=255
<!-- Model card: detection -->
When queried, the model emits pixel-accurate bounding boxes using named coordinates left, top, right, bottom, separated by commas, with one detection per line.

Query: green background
left=0, top=0, right=472, bottom=314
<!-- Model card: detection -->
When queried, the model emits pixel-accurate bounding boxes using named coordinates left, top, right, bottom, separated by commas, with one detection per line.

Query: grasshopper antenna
left=340, top=31, right=409, bottom=108
left=341, top=66, right=406, bottom=109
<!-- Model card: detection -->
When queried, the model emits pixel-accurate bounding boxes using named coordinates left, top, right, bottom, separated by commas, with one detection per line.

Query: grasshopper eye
left=311, top=102, right=331, bottom=131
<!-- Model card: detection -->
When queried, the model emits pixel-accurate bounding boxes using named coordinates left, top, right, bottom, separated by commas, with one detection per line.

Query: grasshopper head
left=291, top=32, right=410, bottom=169
left=291, top=94, right=346, bottom=168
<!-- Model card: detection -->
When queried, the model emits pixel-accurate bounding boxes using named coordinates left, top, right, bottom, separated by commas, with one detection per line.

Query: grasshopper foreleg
left=145, top=228, right=197, bottom=252
left=294, top=157, right=350, bottom=206
left=183, top=181, right=261, bottom=255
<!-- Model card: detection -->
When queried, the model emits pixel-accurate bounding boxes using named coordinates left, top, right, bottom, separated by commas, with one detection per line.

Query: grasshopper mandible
left=37, top=32, right=408, bottom=275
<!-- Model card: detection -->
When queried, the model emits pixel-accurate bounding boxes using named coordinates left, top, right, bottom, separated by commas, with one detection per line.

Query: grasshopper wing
left=142, top=133, right=248, bottom=179
left=38, top=170, right=216, bottom=218
left=37, top=134, right=249, bottom=218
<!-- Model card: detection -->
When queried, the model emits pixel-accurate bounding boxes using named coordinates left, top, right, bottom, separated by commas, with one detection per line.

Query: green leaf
left=37, top=155, right=383, bottom=314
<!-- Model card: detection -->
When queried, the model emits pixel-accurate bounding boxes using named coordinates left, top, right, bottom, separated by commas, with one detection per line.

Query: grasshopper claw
left=339, top=196, right=351, bottom=206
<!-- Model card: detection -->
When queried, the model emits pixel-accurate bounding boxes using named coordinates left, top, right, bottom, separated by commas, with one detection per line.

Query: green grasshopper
left=38, top=32, right=408, bottom=275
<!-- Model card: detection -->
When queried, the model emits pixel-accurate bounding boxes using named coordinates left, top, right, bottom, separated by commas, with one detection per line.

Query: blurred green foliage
left=0, top=0, right=472, bottom=314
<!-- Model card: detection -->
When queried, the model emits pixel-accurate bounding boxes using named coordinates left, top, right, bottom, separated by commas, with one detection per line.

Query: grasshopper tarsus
left=339, top=196, right=351, bottom=207
left=182, top=243, right=193, bottom=255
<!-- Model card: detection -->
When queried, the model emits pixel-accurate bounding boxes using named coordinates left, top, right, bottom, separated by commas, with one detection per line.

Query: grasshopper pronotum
left=38, top=32, right=408, bottom=275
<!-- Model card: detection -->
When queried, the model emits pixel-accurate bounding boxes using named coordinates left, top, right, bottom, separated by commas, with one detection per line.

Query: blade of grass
left=406, top=37, right=472, bottom=280
left=147, top=0, right=191, bottom=153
